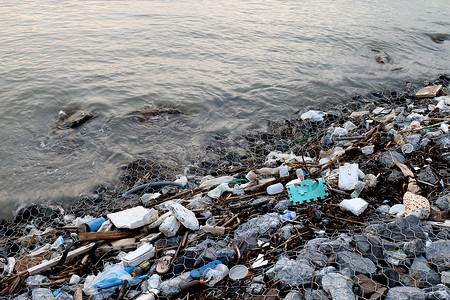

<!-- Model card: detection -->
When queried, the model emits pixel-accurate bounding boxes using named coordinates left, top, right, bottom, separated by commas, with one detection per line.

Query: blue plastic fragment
left=190, top=260, right=221, bottom=279
left=287, top=178, right=328, bottom=205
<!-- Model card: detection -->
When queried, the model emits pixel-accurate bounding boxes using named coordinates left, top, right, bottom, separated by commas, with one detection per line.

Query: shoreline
left=1, top=75, right=449, bottom=299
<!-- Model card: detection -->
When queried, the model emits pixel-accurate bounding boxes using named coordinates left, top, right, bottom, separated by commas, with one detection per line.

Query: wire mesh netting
left=0, top=75, right=449, bottom=299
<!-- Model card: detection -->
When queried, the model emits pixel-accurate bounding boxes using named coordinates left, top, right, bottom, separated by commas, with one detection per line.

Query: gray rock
left=336, top=251, right=377, bottom=276
left=436, top=194, right=450, bottom=211
left=297, top=249, right=327, bottom=268
left=420, top=137, right=431, bottom=147
left=14, top=293, right=29, bottom=300
left=234, top=213, right=282, bottom=240
left=405, top=134, right=422, bottom=150
left=365, top=215, right=426, bottom=242
left=426, top=240, right=450, bottom=271
left=403, top=239, right=426, bottom=257
left=278, top=224, right=295, bottom=240
left=409, top=256, right=441, bottom=286
left=380, top=151, right=405, bottom=167
left=377, top=205, right=390, bottom=215
left=266, top=257, right=314, bottom=287
left=216, top=247, right=236, bottom=265
left=274, top=200, right=291, bottom=212
left=354, top=234, right=384, bottom=262
left=384, top=268, right=400, bottom=288
left=246, top=282, right=264, bottom=294
left=304, top=289, right=330, bottom=300
left=385, top=286, right=425, bottom=300
left=313, top=267, right=337, bottom=286
left=442, top=271, right=450, bottom=286
left=322, top=273, right=356, bottom=300
left=417, top=166, right=437, bottom=184
left=305, top=234, right=351, bottom=254
left=284, top=290, right=304, bottom=300
left=424, top=284, right=450, bottom=300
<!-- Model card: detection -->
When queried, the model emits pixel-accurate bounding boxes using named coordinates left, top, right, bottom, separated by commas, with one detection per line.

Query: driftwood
left=78, top=231, right=135, bottom=243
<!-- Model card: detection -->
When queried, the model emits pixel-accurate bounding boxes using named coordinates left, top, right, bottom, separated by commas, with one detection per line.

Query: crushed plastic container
left=204, top=264, right=229, bottom=287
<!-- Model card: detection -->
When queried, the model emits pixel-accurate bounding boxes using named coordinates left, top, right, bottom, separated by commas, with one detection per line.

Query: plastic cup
left=229, top=265, right=248, bottom=280
left=401, top=143, right=414, bottom=154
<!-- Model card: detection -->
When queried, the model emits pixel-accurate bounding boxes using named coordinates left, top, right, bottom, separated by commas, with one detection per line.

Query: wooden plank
left=27, top=243, right=95, bottom=276
left=78, top=231, right=135, bottom=243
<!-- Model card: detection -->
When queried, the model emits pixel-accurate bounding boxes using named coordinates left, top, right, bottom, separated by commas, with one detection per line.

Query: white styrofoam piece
left=159, top=215, right=180, bottom=237
left=338, top=163, right=359, bottom=190
left=122, top=243, right=155, bottom=267
left=339, top=198, right=368, bottom=216
left=107, top=206, right=158, bottom=229
left=166, top=201, right=199, bottom=230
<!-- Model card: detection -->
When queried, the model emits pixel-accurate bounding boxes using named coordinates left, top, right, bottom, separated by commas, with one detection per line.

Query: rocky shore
left=1, top=75, right=449, bottom=300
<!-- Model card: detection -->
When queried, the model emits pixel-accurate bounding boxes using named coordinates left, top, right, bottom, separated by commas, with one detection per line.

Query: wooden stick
left=78, top=231, right=135, bottom=243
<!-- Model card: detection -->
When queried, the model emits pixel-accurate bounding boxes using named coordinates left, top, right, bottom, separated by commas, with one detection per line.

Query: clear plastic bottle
left=350, top=181, right=365, bottom=198
left=200, top=225, right=225, bottom=235
left=204, top=264, right=229, bottom=287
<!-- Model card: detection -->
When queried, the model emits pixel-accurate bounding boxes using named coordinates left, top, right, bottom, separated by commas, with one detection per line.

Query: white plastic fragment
left=441, top=123, right=449, bottom=133
left=332, top=127, right=347, bottom=137
left=338, top=198, right=368, bottom=216
left=166, top=201, right=199, bottom=230
left=361, top=145, right=374, bottom=155
left=256, top=167, right=279, bottom=175
left=389, top=204, right=406, bottom=217
left=107, top=206, right=158, bottom=229
left=200, top=176, right=234, bottom=188
left=338, top=163, right=359, bottom=190
left=363, top=174, right=378, bottom=188
left=279, top=166, right=289, bottom=177
left=159, top=216, right=181, bottom=237
left=146, top=211, right=171, bottom=229
left=122, top=243, right=156, bottom=267
left=174, top=176, right=188, bottom=187
left=344, top=121, right=357, bottom=132
left=69, top=274, right=81, bottom=285
left=208, top=183, right=233, bottom=199
left=300, top=110, right=326, bottom=121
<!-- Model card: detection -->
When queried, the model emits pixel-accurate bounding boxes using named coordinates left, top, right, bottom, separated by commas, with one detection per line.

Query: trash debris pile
left=1, top=76, right=450, bottom=299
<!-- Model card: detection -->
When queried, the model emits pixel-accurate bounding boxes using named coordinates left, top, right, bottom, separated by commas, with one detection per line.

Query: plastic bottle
left=200, top=225, right=225, bottom=235
left=296, top=169, right=305, bottom=181
left=350, top=181, right=365, bottom=198
left=131, top=261, right=151, bottom=277
left=204, top=264, right=229, bottom=287
left=267, top=183, right=283, bottom=195
left=281, top=210, right=296, bottom=222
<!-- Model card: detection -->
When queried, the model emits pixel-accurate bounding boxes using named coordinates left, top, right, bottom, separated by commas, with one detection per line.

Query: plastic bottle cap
left=401, top=143, right=414, bottom=154
left=229, top=265, right=248, bottom=280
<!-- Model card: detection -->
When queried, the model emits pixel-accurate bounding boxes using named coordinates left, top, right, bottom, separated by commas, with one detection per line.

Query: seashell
left=403, top=192, right=430, bottom=219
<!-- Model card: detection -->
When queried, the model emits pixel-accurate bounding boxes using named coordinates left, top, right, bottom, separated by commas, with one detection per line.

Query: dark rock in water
left=127, top=105, right=182, bottom=123
left=385, top=286, right=425, bottom=300
left=365, top=215, right=426, bottom=243
left=409, top=256, right=441, bottom=287
left=56, top=109, right=94, bottom=129
left=372, top=49, right=392, bottom=64
left=427, top=33, right=450, bottom=44
left=336, top=251, right=377, bottom=276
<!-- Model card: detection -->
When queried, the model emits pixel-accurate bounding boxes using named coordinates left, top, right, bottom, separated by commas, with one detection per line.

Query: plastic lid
left=229, top=265, right=249, bottom=280
left=401, top=143, right=414, bottom=154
